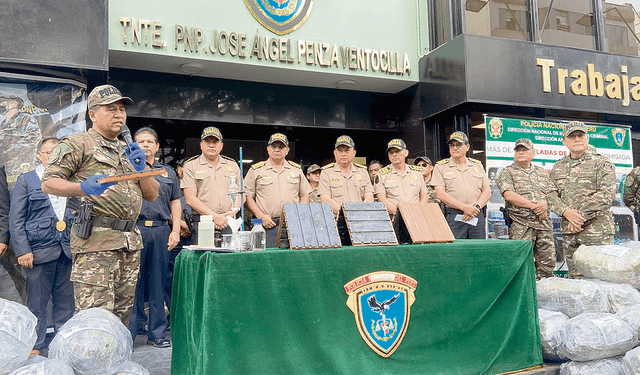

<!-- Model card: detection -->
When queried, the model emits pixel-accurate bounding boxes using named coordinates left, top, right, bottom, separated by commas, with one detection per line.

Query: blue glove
left=81, top=174, right=117, bottom=196
left=125, top=142, right=146, bottom=172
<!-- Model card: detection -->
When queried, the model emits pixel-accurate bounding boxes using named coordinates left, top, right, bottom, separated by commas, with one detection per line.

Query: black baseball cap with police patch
left=201, top=126, right=223, bottom=140
left=268, top=133, right=289, bottom=147
left=563, top=121, right=588, bottom=138
left=447, top=131, right=469, bottom=144
left=514, top=138, right=534, bottom=150
left=88, top=85, right=133, bottom=109
left=414, top=156, right=432, bottom=166
left=335, top=135, right=355, bottom=149
left=386, top=139, right=407, bottom=151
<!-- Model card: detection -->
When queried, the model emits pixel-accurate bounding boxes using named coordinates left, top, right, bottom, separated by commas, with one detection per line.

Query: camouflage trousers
left=70, top=249, right=141, bottom=327
left=508, top=222, right=556, bottom=279
left=563, top=232, right=614, bottom=279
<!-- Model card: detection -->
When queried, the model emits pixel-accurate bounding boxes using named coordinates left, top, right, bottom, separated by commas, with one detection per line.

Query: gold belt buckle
left=56, top=220, right=66, bottom=232
left=144, top=220, right=153, bottom=227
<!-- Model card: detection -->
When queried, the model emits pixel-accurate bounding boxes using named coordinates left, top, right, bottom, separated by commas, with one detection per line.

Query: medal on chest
left=56, top=220, right=66, bottom=232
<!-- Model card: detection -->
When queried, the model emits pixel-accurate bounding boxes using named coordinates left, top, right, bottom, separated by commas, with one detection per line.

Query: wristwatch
left=473, top=203, right=481, bottom=211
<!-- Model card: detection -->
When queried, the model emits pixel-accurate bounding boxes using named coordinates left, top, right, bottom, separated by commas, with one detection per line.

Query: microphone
left=120, top=125, right=140, bottom=164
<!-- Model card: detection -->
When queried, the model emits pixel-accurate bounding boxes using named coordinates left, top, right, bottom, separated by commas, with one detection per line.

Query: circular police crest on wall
left=244, top=0, right=314, bottom=35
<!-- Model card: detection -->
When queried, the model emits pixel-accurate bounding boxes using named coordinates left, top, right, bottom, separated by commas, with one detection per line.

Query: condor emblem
left=244, top=0, right=314, bottom=36
left=344, top=271, right=417, bottom=358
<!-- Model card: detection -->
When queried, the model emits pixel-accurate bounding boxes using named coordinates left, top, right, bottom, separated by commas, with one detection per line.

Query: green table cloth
left=171, top=240, right=542, bottom=374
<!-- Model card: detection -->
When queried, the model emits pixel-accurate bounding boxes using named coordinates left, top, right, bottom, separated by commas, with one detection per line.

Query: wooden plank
left=283, top=204, right=306, bottom=249
left=396, top=202, right=455, bottom=243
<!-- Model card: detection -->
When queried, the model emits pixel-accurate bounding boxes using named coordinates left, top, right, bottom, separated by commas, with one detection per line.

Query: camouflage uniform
left=623, top=166, right=640, bottom=212
left=425, top=180, right=440, bottom=203
left=496, top=164, right=555, bottom=278
left=0, top=111, right=42, bottom=189
left=42, top=128, right=144, bottom=326
left=309, top=188, right=321, bottom=203
left=548, top=152, right=616, bottom=278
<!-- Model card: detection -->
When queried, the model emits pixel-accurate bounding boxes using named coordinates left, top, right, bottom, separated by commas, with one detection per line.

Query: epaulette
left=379, top=166, right=392, bottom=175
left=288, top=161, right=301, bottom=169
left=221, top=155, right=237, bottom=163
left=322, top=163, right=335, bottom=170
left=436, top=158, right=450, bottom=165
left=185, top=155, right=199, bottom=163
left=251, top=161, right=266, bottom=169
left=354, top=163, right=367, bottom=169
left=408, top=165, right=422, bottom=171
left=469, top=158, right=482, bottom=164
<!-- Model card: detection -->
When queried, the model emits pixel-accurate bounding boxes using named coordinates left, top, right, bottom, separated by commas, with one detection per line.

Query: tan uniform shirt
left=431, top=157, right=490, bottom=205
left=374, top=164, right=427, bottom=205
left=244, top=159, right=312, bottom=218
left=180, top=154, right=240, bottom=214
left=318, top=163, right=373, bottom=203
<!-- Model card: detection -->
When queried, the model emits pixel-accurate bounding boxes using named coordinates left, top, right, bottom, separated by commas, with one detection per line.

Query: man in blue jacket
left=10, top=137, right=74, bottom=356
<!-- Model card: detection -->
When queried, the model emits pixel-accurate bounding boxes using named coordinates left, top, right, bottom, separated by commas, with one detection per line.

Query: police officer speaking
left=431, top=131, right=491, bottom=239
left=41, top=84, right=159, bottom=326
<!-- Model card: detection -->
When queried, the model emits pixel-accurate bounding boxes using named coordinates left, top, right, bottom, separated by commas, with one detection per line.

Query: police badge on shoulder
left=344, top=271, right=417, bottom=357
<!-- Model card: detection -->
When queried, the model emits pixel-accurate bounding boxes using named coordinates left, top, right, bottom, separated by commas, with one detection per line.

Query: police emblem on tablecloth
left=344, top=271, right=417, bottom=358
left=488, top=118, right=503, bottom=139
left=244, top=0, right=314, bottom=35
left=612, top=128, right=626, bottom=147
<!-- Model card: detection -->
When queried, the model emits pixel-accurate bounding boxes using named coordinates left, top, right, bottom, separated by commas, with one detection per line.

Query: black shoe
left=137, top=324, right=149, bottom=335
left=147, top=338, right=171, bottom=348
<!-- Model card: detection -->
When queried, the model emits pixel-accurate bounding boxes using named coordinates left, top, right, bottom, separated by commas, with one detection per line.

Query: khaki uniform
left=42, top=128, right=144, bottom=325
left=374, top=164, right=427, bottom=205
left=431, top=158, right=490, bottom=204
left=180, top=154, right=240, bottom=214
left=548, top=152, right=616, bottom=278
left=318, top=163, right=373, bottom=203
left=431, top=157, right=490, bottom=239
left=496, top=164, right=555, bottom=278
left=244, top=159, right=312, bottom=219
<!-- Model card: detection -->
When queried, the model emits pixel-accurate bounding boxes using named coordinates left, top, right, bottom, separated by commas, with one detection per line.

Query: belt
left=445, top=207, right=465, bottom=215
left=136, top=219, right=168, bottom=227
left=92, top=216, right=136, bottom=232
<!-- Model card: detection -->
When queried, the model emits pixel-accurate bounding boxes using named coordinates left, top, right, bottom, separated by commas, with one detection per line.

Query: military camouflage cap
left=447, top=131, right=469, bottom=144
left=414, top=156, right=432, bottom=166
left=268, top=133, right=289, bottom=147
left=201, top=126, right=223, bottom=140
left=386, top=138, right=407, bottom=151
left=514, top=138, right=534, bottom=150
left=563, top=121, right=587, bottom=137
left=335, top=135, right=355, bottom=149
left=306, top=164, right=321, bottom=174
left=88, top=85, right=133, bottom=109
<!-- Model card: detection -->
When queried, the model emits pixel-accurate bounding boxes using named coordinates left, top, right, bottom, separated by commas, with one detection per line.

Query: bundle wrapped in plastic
left=591, top=280, right=640, bottom=313
left=559, top=357, right=623, bottom=375
left=537, top=278, right=609, bottom=318
left=574, top=244, right=640, bottom=288
left=49, top=308, right=133, bottom=375
left=111, top=361, right=150, bottom=375
left=539, top=309, right=569, bottom=362
left=0, top=298, right=38, bottom=374
left=558, top=313, right=638, bottom=362
left=623, top=346, right=640, bottom=375
left=617, top=305, right=640, bottom=335
left=8, top=359, right=74, bottom=375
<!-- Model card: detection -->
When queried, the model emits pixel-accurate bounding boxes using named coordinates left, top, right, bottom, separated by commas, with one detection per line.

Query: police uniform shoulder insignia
left=408, top=165, right=422, bottom=171
left=251, top=161, right=266, bottom=169
left=322, top=163, right=335, bottom=170
left=436, top=158, right=450, bottom=165
left=47, top=143, right=72, bottom=165
left=379, top=166, right=392, bottom=175
left=221, top=155, right=237, bottom=163
left=354, top=163, right=367, bottom=169
left=185, top=155, right=199, bottom=163
left=288, top=161, right=301, bottom=169
left=469, top=158, right=482, bottom=164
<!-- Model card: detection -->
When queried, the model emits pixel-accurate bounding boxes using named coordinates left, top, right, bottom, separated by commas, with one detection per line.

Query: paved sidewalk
left=131, top=331, right=172, bottom=375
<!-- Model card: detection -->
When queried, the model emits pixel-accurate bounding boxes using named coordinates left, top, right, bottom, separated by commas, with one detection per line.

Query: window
left=538, top=0, right=595, bottom=50
left=466, top=0, right=529, bottom=41
left=601, top=1, right=639, bottom=56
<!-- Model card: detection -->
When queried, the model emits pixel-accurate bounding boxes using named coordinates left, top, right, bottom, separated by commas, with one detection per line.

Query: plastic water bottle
left=251, top=219, right=266, bottom=251
left=197, top=215, right=215, bottom=247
